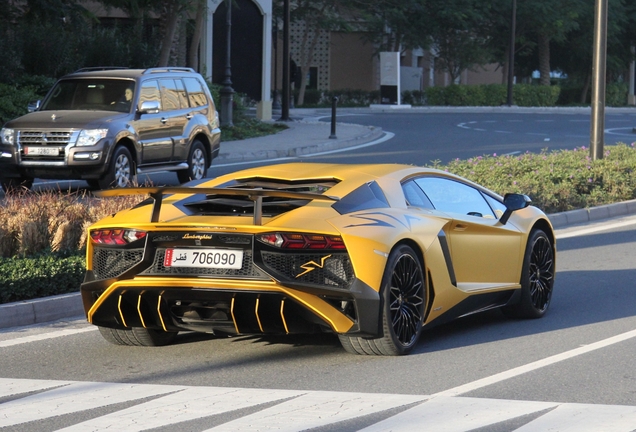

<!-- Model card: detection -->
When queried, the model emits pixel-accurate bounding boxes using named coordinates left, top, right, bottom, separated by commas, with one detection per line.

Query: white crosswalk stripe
left=1, top=377, right=636, bottom=431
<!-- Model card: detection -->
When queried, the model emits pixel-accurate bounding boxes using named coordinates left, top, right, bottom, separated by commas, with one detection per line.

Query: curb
left=215, top=124, right=383, bottom=163
left=547, top=199, right=636, bottom=228
left=3, top=200, right=636, bottom=330
left=0, top=293, right=84, bottom=330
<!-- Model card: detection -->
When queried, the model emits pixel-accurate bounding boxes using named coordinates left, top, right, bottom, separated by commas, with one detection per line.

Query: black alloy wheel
left=339, top=244, right=425, bottom=355
left=503, top=229, right=555, bottom=318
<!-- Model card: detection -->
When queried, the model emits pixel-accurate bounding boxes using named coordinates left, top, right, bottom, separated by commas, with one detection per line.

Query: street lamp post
left=279, top=0, right=291, bottom=121
left=590, top=0, right=608, bottom=160
left=506, top=0, right=516, bottom=106
left=220, top=0, right=234, bottom=127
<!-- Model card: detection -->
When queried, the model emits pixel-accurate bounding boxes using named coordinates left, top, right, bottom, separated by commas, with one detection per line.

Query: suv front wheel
left=98, top=146, right=136, bottom=189
left=177, top=140, right=208, bottom=184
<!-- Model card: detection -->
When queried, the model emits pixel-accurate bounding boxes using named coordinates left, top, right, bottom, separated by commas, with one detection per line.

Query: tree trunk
left=188, top=0, right=206, bottom=70
left=502, top=45, right=509, bottom=85
left=537, top=31, right=551, bottom=86
left=297, top=17, right=322, bottom=106
left=157, top=2, right=181, bottom=67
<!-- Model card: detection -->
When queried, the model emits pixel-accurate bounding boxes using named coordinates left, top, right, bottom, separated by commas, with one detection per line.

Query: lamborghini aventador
left=80, top=163, right=555, bottom=355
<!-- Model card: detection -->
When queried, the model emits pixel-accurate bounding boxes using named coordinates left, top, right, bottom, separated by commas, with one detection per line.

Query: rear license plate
left=25, top=146, right=59, bottom=156
left=164, top=248, right=243, bottom=269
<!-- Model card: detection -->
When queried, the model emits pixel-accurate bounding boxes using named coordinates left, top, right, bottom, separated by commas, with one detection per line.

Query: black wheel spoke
left=390, top=253, right=424, bottom=346
left=529, top=236, right=554, bottom=311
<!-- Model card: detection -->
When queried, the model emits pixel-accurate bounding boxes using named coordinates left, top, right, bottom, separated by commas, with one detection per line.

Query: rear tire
left=502, top=229, right=555, bottom=318
left=98, top=326, right=178, bottom=346
left=98, top=146, right=135, bottom=189
left=177, top=140, right=208, bottom=183
left=1, top=177, right=34, bottom=193
left=339, top=244, right=425, bottom=356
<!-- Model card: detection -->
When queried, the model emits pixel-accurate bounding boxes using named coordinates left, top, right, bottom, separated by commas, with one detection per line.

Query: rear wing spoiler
left=94, top=187, right=340, bottom=225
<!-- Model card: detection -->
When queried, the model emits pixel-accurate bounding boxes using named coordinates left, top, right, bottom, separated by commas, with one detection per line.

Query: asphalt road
left=16, top=109, right=636, bottom=193
left=1, top=215, right=636, bottom=431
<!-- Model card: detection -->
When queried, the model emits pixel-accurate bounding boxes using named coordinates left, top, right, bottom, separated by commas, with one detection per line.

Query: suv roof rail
left=73, top=67, right=128, bottom=73
left=143, top=67, right=196, bottom=74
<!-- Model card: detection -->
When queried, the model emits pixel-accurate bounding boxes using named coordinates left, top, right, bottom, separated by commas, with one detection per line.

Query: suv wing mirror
left=139, top=100, right=160, bottom=114
left=499, top=193, right=531, bottom=225
left=28, top=100, right=41, bottom=113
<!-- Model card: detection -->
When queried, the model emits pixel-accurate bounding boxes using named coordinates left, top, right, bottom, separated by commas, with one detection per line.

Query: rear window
left=183, top=78, right=208, bottom=107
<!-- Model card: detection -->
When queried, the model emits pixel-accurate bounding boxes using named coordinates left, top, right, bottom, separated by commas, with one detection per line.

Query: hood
left=4, top=110, right=129, bottom=130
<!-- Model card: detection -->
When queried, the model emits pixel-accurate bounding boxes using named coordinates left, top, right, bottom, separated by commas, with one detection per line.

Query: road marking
left=430, top=328, right=636, bottom=398
left=556, top=217, right=636, bottom=239
left=1, top=378, right=635, bottom=431
left=0, top=326, right=97, bottom=348
left=361, top=396, right=558, bottom=432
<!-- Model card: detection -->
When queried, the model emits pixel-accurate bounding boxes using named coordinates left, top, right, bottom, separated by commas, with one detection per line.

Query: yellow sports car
left=81, top=163, right=555, bottom=355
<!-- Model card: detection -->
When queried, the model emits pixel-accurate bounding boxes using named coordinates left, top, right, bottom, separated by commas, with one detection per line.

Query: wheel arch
left=387, top=238, right=433, bottom=319
left=111, top=136, right=138, bottom=169
left=530, top=218, right=556, bottom=256
left=191, top=132, right=212, bottom=165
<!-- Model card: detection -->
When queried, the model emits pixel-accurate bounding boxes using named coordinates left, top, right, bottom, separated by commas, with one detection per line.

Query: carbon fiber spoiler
left=94, top=187, right=340, bottom=225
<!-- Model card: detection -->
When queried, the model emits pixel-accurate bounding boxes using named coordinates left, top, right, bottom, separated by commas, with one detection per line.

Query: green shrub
left=423, top=84, right=559, bottom=107
left=0, top=83, right=41, bottom=125
left=606, top=83, right=628, bottom=107
left=0, top=252, right=85, bottom=304
left=402, top=90, right=427, bottom=106
left=430, top=144, right=636, bottom=214
left=513, top=84, right=560, bottom=106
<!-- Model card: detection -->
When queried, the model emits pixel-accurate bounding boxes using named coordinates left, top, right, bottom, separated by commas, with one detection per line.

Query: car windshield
left=40, top=79, right=136, bottom=113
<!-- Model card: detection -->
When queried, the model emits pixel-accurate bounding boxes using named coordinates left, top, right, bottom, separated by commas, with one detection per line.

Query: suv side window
left=139, top=80, right=161, bottom=110
left=160, top=79, right=181, bottom=111
left=175, top=79, right=189, bottom=108
left=183, top=78, right=207, bottom=107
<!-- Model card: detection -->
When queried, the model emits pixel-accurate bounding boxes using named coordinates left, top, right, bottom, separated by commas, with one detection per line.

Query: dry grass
left=0, top=190, right=144, bottom=257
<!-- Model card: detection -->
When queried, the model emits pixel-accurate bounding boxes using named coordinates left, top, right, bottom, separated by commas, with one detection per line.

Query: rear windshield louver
left=183, top=177, right=340, bottom=217
left=183, top=196, right=310, bottom=217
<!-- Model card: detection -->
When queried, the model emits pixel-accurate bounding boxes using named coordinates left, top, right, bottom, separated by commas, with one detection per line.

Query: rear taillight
left=90, top=229, right=147, bottom=245
left=257, top=233, right=345, bottom=250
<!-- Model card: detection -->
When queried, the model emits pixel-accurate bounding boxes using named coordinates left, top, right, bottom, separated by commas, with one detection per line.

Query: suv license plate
left=25, top=147, right=59, bottom=156
left=164, top=248, right=243, bottom=269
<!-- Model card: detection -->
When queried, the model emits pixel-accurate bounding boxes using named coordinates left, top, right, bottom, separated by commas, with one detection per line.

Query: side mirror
left=27, top=100, right=41, bottom=113
left=499, top=193, right=531, bottom=225
left=138, top=100, right=160, bottom=114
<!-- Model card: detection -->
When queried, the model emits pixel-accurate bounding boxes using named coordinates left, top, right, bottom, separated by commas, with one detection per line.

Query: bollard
left=329, top=96, right=338, bottom=139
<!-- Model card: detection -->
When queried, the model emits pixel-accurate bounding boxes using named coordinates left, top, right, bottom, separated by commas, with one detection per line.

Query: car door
left=413, top=176, right=523, bottom=288
left=159, top=78, right=189, bottom=161
left=135, top=80, right=172, bottom=163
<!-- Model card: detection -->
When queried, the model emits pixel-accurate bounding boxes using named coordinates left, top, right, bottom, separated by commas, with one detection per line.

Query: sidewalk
left=215, top=116, right=384, bottom=163
left=2, top=108, right=636, bottom=330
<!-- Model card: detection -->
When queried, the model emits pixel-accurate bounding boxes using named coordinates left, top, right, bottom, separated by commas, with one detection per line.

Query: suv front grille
left=18, top=130, right=74, bottom=162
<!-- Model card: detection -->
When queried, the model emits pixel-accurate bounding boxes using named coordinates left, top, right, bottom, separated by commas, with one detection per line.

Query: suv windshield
left=41, top=79, right=136, bottom=113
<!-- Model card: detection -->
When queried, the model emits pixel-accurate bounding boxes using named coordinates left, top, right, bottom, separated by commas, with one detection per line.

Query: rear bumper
left=81, top=276, right=381, bottom=337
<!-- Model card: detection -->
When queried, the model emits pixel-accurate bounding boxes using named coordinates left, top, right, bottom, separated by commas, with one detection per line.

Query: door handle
left=185, top=114, right=193, bottom=120
left=160, top=117, right=167, bottom=124
left=454, top=224, right=468, bottom=231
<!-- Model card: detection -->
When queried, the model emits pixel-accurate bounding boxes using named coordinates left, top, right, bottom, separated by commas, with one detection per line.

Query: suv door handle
left=160, top=117, right=167, bottom=124
left=185, top=114, right=193, bottom=120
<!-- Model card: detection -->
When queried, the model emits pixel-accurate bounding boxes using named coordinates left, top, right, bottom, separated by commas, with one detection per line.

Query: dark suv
left=0, top=67, right=221, bottom=192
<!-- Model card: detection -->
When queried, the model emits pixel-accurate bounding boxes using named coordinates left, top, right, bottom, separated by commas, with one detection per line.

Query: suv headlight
left=76, top=129, right=108, bottom=147
left=1, top=128, right=15, bottom=145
